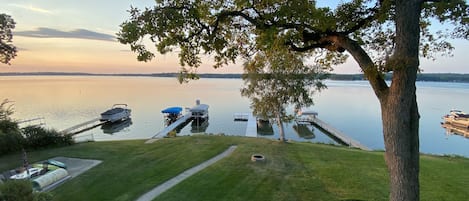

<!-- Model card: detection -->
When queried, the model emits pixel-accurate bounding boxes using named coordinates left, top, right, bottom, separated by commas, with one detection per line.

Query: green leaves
left=118, top=0, right=467, bottom=79
left=0, top=14, right=17, bottom=65
left=241, top=40, right=327, bottom=121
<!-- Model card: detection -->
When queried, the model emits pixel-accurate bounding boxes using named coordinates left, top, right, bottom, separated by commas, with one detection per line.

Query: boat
left=161, top=107, right=183, bottom=125
left=442, top=109, right=469, bottom=128
left=100, top=104, right=131, bottom=123
left=9, top=167, right=41, bottom=180
left=190, top=104, right=209, bottom=121
left=295, top=109, right=318, bottom=124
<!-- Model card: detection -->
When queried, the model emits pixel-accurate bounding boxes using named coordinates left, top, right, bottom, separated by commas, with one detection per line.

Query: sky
left=0, top=0, right=468, bottom=74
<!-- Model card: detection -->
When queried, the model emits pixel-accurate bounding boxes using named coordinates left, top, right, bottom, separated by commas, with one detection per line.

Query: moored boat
left=190, top=104, right=209, bottom=120
left=161, top=107, right=183, bottom=125
left=443, top=109, right=469, bottom=128
left=100, top=104, right=131, bottom=123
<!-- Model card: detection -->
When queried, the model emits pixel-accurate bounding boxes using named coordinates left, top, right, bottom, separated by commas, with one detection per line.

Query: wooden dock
left=308, top=117, right=371, bottom=151
left=245, top=113, right=257, bottom=137
left=148, top=113, right=192, bottom=140
left=60, top=117, right=105, bottom=136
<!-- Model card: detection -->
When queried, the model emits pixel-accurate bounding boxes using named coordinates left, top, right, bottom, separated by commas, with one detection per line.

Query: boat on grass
left=9, top=168, right=41, bottom=180
left=100, top=104, right=131, bottom=123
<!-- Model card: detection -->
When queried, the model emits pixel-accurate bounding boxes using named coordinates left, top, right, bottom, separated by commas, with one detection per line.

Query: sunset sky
left=1, top=0, right=468, bottom=74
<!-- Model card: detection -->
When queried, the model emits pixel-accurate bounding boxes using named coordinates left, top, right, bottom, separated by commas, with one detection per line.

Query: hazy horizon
left=1, top=0, right=468, bottom=74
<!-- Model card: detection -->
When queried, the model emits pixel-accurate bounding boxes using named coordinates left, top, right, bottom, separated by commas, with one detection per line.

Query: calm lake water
left=1, top=76, right=468, bottom=157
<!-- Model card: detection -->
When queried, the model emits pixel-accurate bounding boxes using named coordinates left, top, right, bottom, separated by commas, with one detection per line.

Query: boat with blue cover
left=162, top=107, right=183, bottom=125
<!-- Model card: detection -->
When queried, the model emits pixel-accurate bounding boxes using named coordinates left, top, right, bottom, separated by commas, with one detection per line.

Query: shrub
left=0, top=180, right=53, bottom=201
left=0, top=179, right=34, bottom=201
left=0, top=120, right=24, bottom=156
left=22, top=126, right=73, bottom=150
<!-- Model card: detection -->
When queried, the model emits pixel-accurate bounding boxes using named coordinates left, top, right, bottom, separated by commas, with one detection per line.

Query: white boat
left=100, top=104, right=131, bottom=123
left=443, top=109, right=469, bottom=128
left=190, top=104, right=209, bottom=120
left=295, top=110, right=318, bottom=124
left=9, top=167, right=41, bottom=180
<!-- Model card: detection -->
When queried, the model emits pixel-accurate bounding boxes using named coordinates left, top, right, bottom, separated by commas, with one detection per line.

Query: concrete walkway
left=135, top=145, right=237, bottom=201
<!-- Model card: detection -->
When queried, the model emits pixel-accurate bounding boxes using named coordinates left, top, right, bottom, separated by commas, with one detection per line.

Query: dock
left=60, top=118, right=105, bottom=136
left=245, top=113, right=257, bottom=137
left=233, top=113, right=249, bottom=121
left=308, top=117, right=371, bottom=151
left=149, top=113, right=192, bottom=139
left=17, top=117, right=46, bottom=128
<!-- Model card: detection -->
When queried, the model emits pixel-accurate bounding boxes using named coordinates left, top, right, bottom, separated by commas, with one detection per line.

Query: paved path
left=135, top=145, right=238, bottom=201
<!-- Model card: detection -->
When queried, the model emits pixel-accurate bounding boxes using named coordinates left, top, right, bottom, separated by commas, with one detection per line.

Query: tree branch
left=337, top=36, right=389, bottom=99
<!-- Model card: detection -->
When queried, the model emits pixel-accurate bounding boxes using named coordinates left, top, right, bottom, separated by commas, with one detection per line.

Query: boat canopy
left=161, top=107, right=183, bottom=114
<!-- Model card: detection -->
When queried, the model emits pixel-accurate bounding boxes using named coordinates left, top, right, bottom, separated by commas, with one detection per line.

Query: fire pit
left=251, top=154, right=265, bottom=162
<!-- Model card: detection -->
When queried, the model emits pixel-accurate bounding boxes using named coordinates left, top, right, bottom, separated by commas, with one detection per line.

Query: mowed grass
left=1, top=136, right=468, bottom=201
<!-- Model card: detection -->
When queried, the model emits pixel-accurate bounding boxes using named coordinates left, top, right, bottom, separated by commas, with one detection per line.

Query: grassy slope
left=1, top=136, right=468, bottom=201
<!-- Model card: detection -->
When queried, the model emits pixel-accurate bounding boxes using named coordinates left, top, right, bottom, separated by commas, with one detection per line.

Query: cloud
left=14, top=27, right=116, bottom=42
left=9, top=4, right=53, bottom=15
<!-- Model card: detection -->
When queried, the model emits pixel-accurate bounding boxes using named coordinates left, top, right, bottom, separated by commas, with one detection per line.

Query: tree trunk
left=381, top=1, right=421, bottom=200
left=381, top=69, right=420, bottom=201
left=276, top=113, right=286, bottom=141
left=338, top=1, right=422, bottom=200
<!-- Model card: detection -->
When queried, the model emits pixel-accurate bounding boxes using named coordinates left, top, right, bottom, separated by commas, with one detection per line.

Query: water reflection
left=257, top=119, right=273, bottom=135
left=191, top=119, right=209, bottom=133
left=2, top=77, right=469, bottom=156
left=293, top=123, right=315, bottom=139
left=101, top=118, right=132, bottom=134
left=442, top=123, right=469, bottom=139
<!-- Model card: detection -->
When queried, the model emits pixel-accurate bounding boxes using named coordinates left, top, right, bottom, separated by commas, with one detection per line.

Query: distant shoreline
left=1, top=72, right=469, bottom=83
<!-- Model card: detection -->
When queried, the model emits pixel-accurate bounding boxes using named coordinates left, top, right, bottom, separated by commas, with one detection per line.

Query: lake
left=1, top=76, right=468, bottom=157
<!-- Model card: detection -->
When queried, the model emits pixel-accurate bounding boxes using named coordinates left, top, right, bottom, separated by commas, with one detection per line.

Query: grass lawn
left=1, top=135, right=468, bottom=201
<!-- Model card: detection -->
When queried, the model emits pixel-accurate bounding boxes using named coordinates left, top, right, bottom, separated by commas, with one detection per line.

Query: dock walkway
left=245, top=113, right=257, bottom=137
left=60, top=117, right=105, bottom=136
left=309, top=117, right=371, bottom=151
left=148, top=113, right=192, bottom=141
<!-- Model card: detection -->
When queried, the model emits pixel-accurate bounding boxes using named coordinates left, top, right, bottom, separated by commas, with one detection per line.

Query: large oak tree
left=118, top=0, right=468, bottom=200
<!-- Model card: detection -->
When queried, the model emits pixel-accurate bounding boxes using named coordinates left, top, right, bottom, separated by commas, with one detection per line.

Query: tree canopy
left=0, top=14, right=17, bottom=65
left=118, top=1, right=468, bottom=200
left=118, top=0, right=467, bottom=78
left=241, top=40, right=327, bottom=140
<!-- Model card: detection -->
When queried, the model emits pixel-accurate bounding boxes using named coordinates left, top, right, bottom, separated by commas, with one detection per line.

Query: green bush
left=0, top=179, right=34, bottom=201
left=0, top=120, right=24, bottom=155
left=0, top=180, right=53, bottom=201
left=22, top=126, right=73, bottom=150
left=0, top=99, right=73, bottom=155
